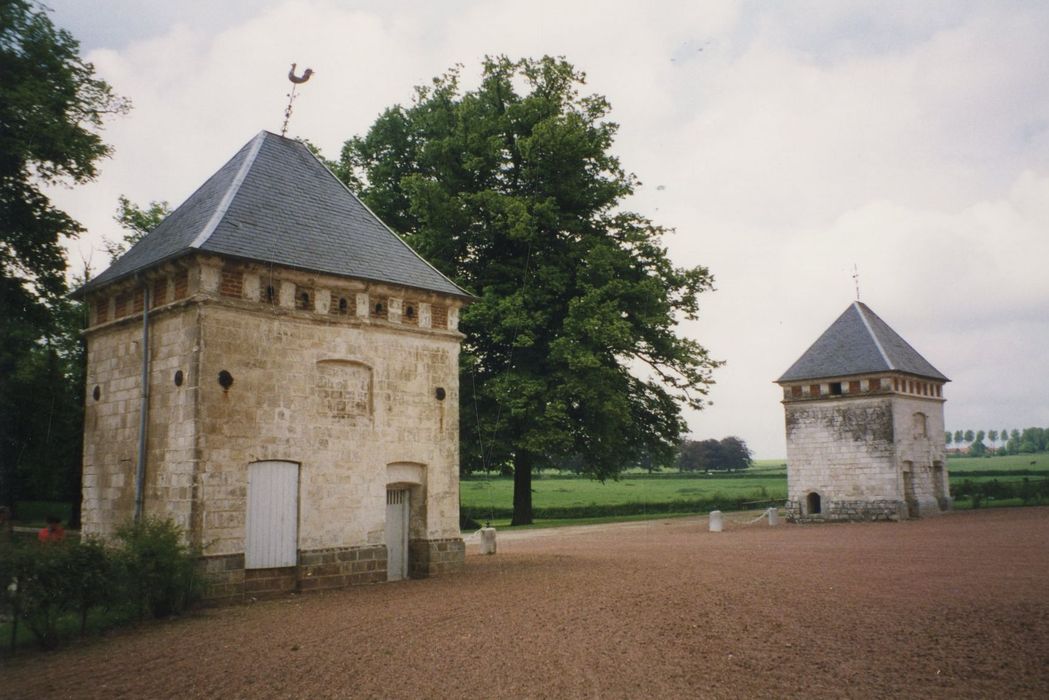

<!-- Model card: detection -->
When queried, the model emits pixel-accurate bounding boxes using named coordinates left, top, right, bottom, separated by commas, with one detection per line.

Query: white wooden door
left=246, top=461, right=299, bottom=569
left=386, top=489, right=409, bottom=581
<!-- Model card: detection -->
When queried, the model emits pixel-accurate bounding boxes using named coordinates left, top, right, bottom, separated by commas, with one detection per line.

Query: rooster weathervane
left=281, top=63, right=314, bottom=136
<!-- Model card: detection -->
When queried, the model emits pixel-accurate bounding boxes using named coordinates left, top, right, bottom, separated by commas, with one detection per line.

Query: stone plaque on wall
left=316, top=360, right=372, bottom=419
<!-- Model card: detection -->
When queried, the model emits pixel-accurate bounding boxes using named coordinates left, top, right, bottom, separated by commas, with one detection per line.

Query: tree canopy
left=0, top=0, right=127, bottom=513
left=677, top=436, right=752, bottom=472
left=103, top=195, right=169, bottom=262
left=338, top=56, right=720, bottom=524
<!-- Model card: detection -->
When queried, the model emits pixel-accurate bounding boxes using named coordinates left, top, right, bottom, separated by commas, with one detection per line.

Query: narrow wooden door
left=246, top=461, right=299, bottom=569
left=386, top=489, right=409, bottom=581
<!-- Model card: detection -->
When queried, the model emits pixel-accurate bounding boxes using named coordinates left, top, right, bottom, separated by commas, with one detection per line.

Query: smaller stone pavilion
left=776, top=301, right=950, bottom=522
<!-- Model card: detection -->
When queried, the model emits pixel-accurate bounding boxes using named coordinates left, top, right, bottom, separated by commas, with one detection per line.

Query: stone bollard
left=709, top=510, right=723, bottom=533
left=767, top=507, right=779, bottom=526
left=479, top=526, right=497, bottom=555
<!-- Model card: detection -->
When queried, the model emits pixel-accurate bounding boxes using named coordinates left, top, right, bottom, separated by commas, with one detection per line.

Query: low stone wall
left=299, top=544, right=387, bottom=591
left=409, top=537, right=465, bottom=578
left=199, top=539, right=463, bottom=603
left=786, top=499, right=902, bottom=523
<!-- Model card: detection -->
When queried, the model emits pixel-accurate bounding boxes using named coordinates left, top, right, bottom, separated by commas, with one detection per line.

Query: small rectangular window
left=829, top=382, right=843, bottom=395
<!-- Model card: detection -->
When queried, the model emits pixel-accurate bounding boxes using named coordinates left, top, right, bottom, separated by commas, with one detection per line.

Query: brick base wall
left=299, top=544, right=387, bottom=591
left=199, top=545, right=386, bottom=602
left=786, top=499, right=902, bottom=523
left=409, top=537, right=465, bottom=578
left=199, top=540, right=463, bottom=603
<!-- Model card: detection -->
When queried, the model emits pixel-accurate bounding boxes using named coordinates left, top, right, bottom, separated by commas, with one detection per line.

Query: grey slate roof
left=777, top=302, right=948, bottom=383
left=78, top=131, right=470, bottom=298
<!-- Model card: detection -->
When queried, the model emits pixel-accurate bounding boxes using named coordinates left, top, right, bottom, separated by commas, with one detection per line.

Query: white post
left=709, top=510, right=723, bottom=533
left=767, top=507, right=779, bottom=526
left=479, top=527, right=497, bottom=555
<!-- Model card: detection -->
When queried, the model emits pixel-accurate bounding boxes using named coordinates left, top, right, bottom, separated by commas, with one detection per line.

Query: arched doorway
left=805, top=491, right=822, bottom=515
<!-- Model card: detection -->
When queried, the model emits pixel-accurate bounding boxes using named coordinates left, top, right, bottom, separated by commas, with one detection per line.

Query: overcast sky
left=45, top=0, right=1049, bottom=458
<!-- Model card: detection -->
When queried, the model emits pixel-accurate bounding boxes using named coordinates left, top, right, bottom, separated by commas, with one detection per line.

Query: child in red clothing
left=38, top=515, right=65, bottom=542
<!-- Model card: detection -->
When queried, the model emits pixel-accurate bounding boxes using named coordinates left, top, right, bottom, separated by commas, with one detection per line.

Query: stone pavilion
left=776, top=302, right=951, bottom=522
left=76, top=131, right=470, bottom=599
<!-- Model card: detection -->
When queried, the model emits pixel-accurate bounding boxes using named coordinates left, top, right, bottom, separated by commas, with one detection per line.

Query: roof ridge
left=854, top=301, right=893, bottom=370
left=294, top=139, right=473, bottom=298
left=189, top=131, right=266, bottom=250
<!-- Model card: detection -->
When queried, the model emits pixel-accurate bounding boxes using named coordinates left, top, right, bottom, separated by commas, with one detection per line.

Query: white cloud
left=44, top=0, right=1049, bottom=457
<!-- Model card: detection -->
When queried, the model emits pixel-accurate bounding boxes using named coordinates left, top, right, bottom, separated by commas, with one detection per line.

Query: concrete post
left=479, top=527, right=497, bottom=555
left=709, top=510, right=723, bottom=533
left=767, top=507, right=779, bottom=526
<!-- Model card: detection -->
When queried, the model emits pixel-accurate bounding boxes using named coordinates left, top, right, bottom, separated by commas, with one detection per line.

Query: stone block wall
left=82, top=282, right=200, bottom=539
left=199, top=542, right=465, bottom=601
left=781, top=374, right=950, bottom=522
left=785, top=498, right=901, bottom=523
left=83, top=255, right=468, bottom=600
left=409, top=538, right=466, bottom=578
left=784, top=396, right=899, bottom=506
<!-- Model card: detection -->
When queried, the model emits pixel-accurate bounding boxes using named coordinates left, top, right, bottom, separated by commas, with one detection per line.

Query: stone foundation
left=199, top=539, right=462, bottom=603
left=409, top=537, right=466, bottom=578
left=786, top=499, right=902, bottom=523
left=298, top=544, right=387, bottom=591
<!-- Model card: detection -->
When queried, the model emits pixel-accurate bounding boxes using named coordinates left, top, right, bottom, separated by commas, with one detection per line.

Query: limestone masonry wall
left=785, top=396, right=898, bottom=505
left=82, top=255, right=467, bottom=598
left=781, top=376, right=950, bottom=522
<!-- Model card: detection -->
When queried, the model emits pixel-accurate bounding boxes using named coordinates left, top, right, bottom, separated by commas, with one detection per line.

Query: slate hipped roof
left=78, top=131, right=469, bottom=298
left=777, top=302, right=948, bottom=383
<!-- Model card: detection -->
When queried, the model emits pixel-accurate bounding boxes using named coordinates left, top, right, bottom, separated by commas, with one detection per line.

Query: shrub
left=8, top=541, right=74, bottom=650
left=114, top=517, right=201, bottom=619
left=66, top=538, right=113, bottom=634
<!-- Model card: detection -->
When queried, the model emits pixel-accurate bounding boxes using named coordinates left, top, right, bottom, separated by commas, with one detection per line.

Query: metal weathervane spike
left=281, top=62, right=315, bottom=137
left=852, top=264, right=861, bottom=301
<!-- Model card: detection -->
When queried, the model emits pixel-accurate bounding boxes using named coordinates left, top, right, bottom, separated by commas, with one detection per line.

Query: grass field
left=461, top=453, right=1049, bottom=524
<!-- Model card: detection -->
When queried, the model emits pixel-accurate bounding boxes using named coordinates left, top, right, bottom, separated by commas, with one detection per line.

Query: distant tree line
left=676, top=436, right=752, bottom=472
left=946, top=428, right=1049, bottom=456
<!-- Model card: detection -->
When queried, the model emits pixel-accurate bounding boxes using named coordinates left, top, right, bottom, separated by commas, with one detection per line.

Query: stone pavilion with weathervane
left=776, top=301, right=951, bottom=522
left=75, top=131, right=471, bottom=600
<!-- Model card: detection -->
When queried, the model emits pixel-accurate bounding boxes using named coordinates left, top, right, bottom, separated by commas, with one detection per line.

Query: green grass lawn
left=461, top=473, right=787, bottom=513
left=461, top=453, right=1048, bottom=523
left=946, top=453, right=1049, bottom=472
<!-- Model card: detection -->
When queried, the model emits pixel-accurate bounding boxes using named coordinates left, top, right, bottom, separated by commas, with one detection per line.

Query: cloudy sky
left=45, top=0, right=1049, bottom=458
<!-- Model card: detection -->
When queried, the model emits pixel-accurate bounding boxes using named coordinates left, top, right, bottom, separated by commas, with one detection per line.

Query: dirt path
left=6, top=508, right=1049, bottom=698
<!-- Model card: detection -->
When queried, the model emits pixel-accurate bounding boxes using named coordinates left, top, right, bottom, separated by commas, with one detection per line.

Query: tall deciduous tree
left=339, top=56, right=720, bottom=524
left=0, top=0, right=127, bottom=512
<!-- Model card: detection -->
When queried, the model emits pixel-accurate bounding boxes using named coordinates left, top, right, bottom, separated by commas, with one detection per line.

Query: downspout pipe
left=134, top=280, right=151, bottom=522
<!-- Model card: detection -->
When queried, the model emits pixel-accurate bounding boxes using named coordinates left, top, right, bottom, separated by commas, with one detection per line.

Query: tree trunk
left=511, top=452, right=533, bottom=526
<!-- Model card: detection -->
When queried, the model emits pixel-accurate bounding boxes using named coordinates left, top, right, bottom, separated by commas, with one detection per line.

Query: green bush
left=67, top=538, right=113, bottom=634
left=3, top=542, right=73, bottom=650
left=114, top=517, right=201, bottom=619
left=1, top=516, right=202, bottom=653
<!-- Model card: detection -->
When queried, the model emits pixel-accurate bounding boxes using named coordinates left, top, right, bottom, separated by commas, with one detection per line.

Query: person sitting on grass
left=37, top=515, right=65, bottom=543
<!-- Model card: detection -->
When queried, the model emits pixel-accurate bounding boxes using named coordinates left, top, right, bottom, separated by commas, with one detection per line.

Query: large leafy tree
left=338, top=56, right=720, bottom=524
left=0, top=0, right=127, bottom=512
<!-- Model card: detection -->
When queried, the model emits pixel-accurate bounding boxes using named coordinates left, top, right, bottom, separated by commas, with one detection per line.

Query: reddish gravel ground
left=5, top=507, right=1049, bottom=699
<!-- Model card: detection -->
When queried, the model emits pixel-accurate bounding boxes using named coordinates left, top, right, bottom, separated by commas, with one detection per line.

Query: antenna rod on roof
left=852, top=264, right=861, bottom=301
left=281, top=62, right=314, bottom=137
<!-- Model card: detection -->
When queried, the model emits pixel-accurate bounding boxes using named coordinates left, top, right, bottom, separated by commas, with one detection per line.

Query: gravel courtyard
left=6, top=507, right=1049, bottom=699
